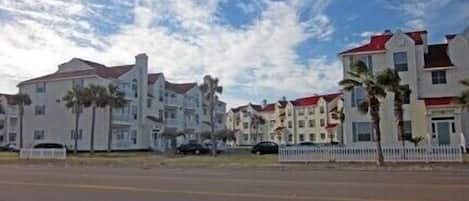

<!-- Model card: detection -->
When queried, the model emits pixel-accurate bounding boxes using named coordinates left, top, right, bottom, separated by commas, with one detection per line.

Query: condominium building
left=0, top=94, right=19, bottom=146
left=16, top=54, right=225, bottom=151
left=226, top=93, right=343, bottom=146
left=339, top=25, right=469, bottom=147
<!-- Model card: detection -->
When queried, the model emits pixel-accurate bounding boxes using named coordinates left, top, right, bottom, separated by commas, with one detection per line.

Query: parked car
left=298, top=142, right=317, bottom=146
left=33, top=143, right=67, bottom=149
left=203, top=141, right=226, bottom=153
left=0, top=143, right=18, bottom=152
left=176, top=143, right=210, bottom=155
left=251, top=141, right=278, bottom=155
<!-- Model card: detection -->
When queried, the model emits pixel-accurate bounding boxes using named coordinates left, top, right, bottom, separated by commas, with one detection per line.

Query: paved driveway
left=0, top=165, right=467, bottom=201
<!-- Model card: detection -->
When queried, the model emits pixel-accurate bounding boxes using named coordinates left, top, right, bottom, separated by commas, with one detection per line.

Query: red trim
left=423, top=97, right=457, bottom=106
left=326, top=123, right=338, bottom=129
left=340, top=31, right=426, bottom=54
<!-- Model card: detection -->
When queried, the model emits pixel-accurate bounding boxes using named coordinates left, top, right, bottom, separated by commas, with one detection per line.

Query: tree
left=82, top=85, right=108, bottom=154
left=62, top=87, right=87, bottom=154
left=459, top=79, right=469, bottom=109
left=248, top=112, right=265, bottom=144
left=200, top=75, right=223, bottom=156
left=105, top=84, right=128, bottom=152
left=339, top=61, right=387, bottom=166
left=11, top=93, right=31, bottom=148
left=376, top=69, right=412, bottom=148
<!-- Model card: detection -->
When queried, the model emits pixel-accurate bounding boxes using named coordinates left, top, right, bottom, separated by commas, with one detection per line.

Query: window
left=320, top=119, right=325, bottom=127
left=0, top=135, right=3, bottom=142
left=9, top=133, right=16, bottom=142
left=320, top=133, right=326, bottom=140
left=297, top=108, right=305, bottom=116
left=72, top=79, right=84, bottom=89
left=299, top=134, right=304, bottom=142
left=158, top=110, right=163, bottom=120
left=35, top=105, right=45, bottom=115
left=353, top=55, right=373, bottom=72
left=243, top=134, right=249, bottom=141
left=309, top=133, right=316, bottom=141
left=132, top=79, right=138, bottom=98
left=287, top=110, right=292, bottom=116
left=147, top=98, right=152, bottom=108
left=308, top=120, right=315, bottom=128
left=269, top=120, right=275, bottom=127
left=403, top=121, right=412, bottom=140
left=352, top=122, right=373, bottom=142
left=243, top=122, right=249, bottom=129
left=36, top=82, right=46, bottom=93
left=320, top=106, right=325, bottom=114
left=70, top=129, right=83, bottom=140
left=351, top=87, right=365, bottom=107
left=131, top=130, right=137, bottom=144
left=33, top=130, right=45, bottom=140
left=132, top=106, right=138, bottom=120
left=298, top=120, right=305, bottom=128
left=308, top=107, right=314, bottom=115
left=402, top=85, right=411, bottom=104
left=288, top=134, right=293, bottom=142
left=432, top=71, right=447, bottom=84
left=288, top=121, right=292, bottom=128
left=393, top=52, right=408, bottom=71
left=270, top=133, right=274, bottom=140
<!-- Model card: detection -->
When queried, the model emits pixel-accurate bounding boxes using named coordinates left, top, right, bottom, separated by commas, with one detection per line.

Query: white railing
left=279, top=145, right=463, bottom=163
left=19, top=148, right=67, bottom=160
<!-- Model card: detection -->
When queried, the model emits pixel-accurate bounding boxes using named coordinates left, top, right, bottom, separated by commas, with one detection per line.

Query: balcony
left=112, top=113, right=131, bottom=125
left=165, top=97, right=182, bottom=107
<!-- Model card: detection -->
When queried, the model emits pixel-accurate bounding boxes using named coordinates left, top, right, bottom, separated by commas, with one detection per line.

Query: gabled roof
left=292, top=95, right=321, bottom=107
left=148, top=73, right=163, bottom=84
left=260, top=103, right=275, bottom=112
left=19, top=59, right=134, bottom=86
left=423, top=97, right=458, bottom=106
left=0, top=93, right=15, bottom=105
left=340, top=31, right=426, bottom=54
left=165, top=81, right=197, bottom=94
left=424, top=44, right=453, bottom=68
left=75, top=58, right=107, bottom=68
left=322, top=92, right=342, bottom=102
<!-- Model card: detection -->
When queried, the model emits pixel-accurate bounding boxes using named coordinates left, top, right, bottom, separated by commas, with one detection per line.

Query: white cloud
left=0, top=0, right=339, bottom=109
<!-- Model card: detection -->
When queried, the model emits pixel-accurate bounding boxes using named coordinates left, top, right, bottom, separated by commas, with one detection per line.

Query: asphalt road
left=0, top=165, right=467, bottom=201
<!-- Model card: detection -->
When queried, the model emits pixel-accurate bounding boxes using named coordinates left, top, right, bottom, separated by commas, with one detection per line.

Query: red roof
left=165, top=81, right=197, bottom=94
left=148, top=73, right=163, bottom=84
left=340, top=31, right=426, bottom=54
left=19, top=62, right=134, bottom=86
left=423, top=97, right=457, bottom=106
left=424, top=44, right=453, bottom=68
left=293, top=95, right=321, bottom=106
left=326, top=123, right=338, bottom=129
left=322, top=92, right=342, bottom=102
left=260, top=103, right=275, bottom=112
left=274, top=126, right=285, bottom=131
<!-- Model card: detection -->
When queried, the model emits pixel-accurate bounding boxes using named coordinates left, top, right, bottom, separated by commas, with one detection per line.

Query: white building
left=339, top=26, right=469, bottom=148
left=16, top=54, right=225, bottom=151
left=226, top=93, right=343, bottom=146
left=0, top=94, right=19, bottom=146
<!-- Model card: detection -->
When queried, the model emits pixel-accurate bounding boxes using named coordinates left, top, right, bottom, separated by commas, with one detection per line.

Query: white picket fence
left=19, top=148, right=67, bottom=160
left=278, top=145, right=463, bottom=163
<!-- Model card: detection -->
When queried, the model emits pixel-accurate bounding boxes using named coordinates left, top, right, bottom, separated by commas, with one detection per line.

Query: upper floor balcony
left=112, top=113, right=131, bottom=124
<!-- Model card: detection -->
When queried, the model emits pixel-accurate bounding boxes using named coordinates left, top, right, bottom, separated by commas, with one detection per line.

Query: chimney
left=262, top=99, right=267, bottom=108
left=135, top=53, right=148, bottom=69
left=383, top=29, right=392, bottom=35
left=281, top=96, right=287, bottom=102
left=421, top=32, right=428, bottom=53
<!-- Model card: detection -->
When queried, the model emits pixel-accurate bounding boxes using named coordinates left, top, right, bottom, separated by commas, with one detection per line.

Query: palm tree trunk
left=74, top=105, right=80, bottom=155
left=370, top=98, right=384, bottom=166
left=107, top=107, right=113, bottom=152
left=90, top=106, right=96, bottom=154
left=19, top=105, right=24, bottom=149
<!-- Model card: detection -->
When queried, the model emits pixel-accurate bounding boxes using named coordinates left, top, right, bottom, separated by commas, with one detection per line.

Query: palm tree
left=62, top=87, right=87, bottom=154
left=459, top=79, right=469, bottom=108
left=83, top=85, right=108, bottom=154
left=200, top=75, right=223, bottom=156
left=11, top=93, right=31, bottom=148
left=106, top=84, right=128, bottom=152
left=376, top=69, right=412, bottom=148
left=339, top=61, right=387, bottom=166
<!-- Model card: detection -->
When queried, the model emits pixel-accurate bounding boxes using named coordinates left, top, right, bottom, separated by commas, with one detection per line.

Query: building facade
left=0, top=94, right=19, bottom=146
left=226, top=93, right=343, bottom=146
left=339, top=25, right=469, bottom=148
left=16, top=54, right=226, bottom=151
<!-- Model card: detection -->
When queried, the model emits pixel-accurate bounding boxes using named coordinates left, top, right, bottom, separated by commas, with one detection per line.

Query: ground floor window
left=243, top=134, right=248, bottom=141
left=403, top=121, right=412, bottom=140
left=70, top=129, right=83, bottom=140
left=320, top=133, right=326, bottom=140
left=352, top=122, right=373, bottom=142
left=299, top=134, right=304, bottom=142
left=131, top=130, right=137, bottom=144
left=309, top=133, right=315, bottom=141
left=0, top=135, right=3, bottom=142
left=8, top=133, right=16, bottom=142
left=288, top=134, right=293, bottom=142
left=33, top=130, right=45, bottom=140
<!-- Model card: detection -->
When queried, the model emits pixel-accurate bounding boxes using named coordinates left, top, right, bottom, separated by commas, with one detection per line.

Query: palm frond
left=460, top=79, right=469, bottom=87
left=357, top=100, right=369, bottom=114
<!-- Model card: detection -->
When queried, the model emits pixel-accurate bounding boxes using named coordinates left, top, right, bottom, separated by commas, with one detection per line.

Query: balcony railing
left=112, top=114, right=130, bottom=122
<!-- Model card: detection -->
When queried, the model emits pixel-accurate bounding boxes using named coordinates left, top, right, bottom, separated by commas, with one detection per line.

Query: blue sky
left=0, top=0, right=468, bottom=108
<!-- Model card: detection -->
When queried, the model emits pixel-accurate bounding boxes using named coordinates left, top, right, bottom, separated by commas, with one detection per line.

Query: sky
left=0, top=0, right=468, bottom=109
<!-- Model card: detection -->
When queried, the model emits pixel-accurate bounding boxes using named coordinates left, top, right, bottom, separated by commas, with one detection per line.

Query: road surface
left=0, top=165, right=467, bottom=201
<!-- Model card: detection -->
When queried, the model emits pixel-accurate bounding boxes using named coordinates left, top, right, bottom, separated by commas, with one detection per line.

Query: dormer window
left=393, top=52, right=408, bottom=71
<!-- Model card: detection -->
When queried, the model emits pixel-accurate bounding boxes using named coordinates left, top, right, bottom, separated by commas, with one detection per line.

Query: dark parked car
left=298, top=142, right=317, bottom=146
left=251, top=141, right=278, bottom=155
left=0, top=143, right=18, bottom=152
left=176, top=143, right=209, bottom=155
left=33, top=143, right=66, bottom=149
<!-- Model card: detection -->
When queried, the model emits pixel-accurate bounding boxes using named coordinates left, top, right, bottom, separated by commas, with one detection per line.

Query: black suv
left=251, top=141, right=278, bottom=155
